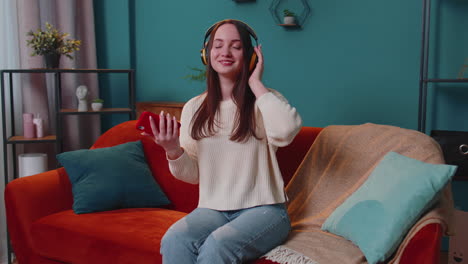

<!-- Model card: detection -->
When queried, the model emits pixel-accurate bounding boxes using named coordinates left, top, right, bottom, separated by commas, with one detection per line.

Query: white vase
left=91, top=102, right=103, bottom=111
left=284, top=16, right=295, bottom=25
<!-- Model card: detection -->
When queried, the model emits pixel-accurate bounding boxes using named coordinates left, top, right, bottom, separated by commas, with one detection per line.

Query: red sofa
left=5, top=120, right=443, bottom=264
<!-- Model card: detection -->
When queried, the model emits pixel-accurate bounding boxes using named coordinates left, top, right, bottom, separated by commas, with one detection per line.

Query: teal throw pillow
left=57, top=140, right=170, bottom=214
left=321, top=151, right=456, bottom=264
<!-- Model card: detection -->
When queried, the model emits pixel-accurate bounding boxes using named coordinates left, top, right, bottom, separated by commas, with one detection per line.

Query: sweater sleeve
left=167, top=98, right=199, bottom=184
left=256, top=90, right=302, bottom=147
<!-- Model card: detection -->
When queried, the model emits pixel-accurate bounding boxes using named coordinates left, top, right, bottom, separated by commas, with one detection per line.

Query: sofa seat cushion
left=30, top=208, right=186, bottom=264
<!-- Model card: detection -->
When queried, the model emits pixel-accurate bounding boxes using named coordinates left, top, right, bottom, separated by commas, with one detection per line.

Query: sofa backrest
left=277, top=127, right=323, bottom=185
left=92, top=121, right=323, bottom=213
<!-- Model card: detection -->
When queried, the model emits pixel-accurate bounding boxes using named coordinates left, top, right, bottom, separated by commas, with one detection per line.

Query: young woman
left=149, top=19, right=302, bottom=264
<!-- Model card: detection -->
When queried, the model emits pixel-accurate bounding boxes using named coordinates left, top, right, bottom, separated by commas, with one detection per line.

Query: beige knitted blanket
left=265, top=123, right=454, bottom=264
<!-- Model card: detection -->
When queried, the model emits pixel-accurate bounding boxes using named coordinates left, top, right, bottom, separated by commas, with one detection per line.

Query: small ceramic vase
left=91, top=102, right=103, bottom=111
left=284, top=16, right=295, bottom=25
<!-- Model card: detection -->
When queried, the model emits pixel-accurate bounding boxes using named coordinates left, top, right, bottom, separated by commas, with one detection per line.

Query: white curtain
left=0, top=0, right=21, bottom=262
left=1, top=0, right=99, bottom=262
left=17, top=0, right=100, bottom=155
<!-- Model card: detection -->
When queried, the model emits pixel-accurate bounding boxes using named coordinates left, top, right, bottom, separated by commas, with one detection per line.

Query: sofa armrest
left=4, top=168, right=73, bottom=264
left=92, top=120, right=142, bottom=148
left=398, top=223, right=442, bottom=264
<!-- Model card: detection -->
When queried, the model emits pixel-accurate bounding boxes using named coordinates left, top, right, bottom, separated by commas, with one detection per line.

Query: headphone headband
left=203, top=19, right=258, bottom=46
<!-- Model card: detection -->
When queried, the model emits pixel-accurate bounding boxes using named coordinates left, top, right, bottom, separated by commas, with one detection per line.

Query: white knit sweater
left=168, top=90, right=302, bottom=210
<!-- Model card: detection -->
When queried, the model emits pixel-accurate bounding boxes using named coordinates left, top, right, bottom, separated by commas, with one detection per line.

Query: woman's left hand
left=248, top=45, right=269, bottom=97
left=249, top=44, right=264, bottom=85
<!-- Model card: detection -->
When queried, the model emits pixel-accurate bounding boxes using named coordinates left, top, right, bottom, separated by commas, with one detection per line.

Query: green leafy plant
left=92, top=98, right=104, bottom=103
left=283, top=9, right=296, bottom=17
left=183, top=67, right=206, bottom=82
left=26, top=22, right=81, bottom=59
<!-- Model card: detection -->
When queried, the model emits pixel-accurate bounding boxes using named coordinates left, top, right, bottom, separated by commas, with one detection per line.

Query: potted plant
left=91, top=98, right=104, bottom=111
left=26, top=22, right=81, bottom=68
left=182, top=67, right=206, bottom=83
left=283, top=9, right=296, bottom=25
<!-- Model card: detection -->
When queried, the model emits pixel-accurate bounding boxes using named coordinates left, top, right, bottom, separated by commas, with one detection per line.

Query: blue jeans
left=160, top=203, right=290, bottom=264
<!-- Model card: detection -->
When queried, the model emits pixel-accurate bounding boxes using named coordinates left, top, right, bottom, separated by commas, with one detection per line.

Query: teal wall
left=94, top=0, right=133, bottom=128
left=94, top=0, right=468, bottom=213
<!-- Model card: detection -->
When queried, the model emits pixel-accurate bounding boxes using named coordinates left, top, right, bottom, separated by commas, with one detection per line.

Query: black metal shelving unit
left=0, top=68, right=135, bottom=264
left=418, top=0, right=468, bottom=134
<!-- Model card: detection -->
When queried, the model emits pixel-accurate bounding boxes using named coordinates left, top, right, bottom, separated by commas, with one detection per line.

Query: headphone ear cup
left=249, top=52, right=258, bottom=72
left=201, top=48, right=208, bottom=65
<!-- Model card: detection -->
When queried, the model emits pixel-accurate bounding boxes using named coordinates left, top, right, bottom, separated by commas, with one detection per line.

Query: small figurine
left=76, top=85, right=88, bottom=112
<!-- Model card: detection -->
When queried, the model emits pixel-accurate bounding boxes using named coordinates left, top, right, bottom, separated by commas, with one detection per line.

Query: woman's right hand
left=149, top=111, right=184, bottom=160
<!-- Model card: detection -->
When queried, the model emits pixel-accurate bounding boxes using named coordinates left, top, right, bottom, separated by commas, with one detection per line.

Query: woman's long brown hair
left=191, top=20, right=259, bottom=142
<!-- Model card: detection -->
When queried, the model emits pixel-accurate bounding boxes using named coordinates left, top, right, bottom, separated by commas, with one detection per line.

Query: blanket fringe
left=264, top=246, right=319, bottom=264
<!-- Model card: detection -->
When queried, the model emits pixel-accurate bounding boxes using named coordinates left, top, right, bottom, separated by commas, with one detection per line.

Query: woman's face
left=210, top=23, right=244, bottom=79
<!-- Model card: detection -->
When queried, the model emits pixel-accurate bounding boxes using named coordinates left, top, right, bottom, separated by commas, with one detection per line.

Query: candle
left=33, top=116, right=44, bottom=138
left=23, top=113, right=35, bottom=138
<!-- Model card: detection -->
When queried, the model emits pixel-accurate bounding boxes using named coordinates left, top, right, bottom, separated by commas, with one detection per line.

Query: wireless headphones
left=200, top=19, right=258, bottom=72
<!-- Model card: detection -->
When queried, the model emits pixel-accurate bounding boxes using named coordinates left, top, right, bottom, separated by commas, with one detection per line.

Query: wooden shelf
left=270, top=0, right=310, bottom=28
left=59, top=108, right=133, bottom=115
left=278, top=24, right=302, bottom=30
left=279, top=24, right=300, bottom=27
left=136, top=102, right=185, bottom=120
left=7, top=135, right=57, bottom=143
